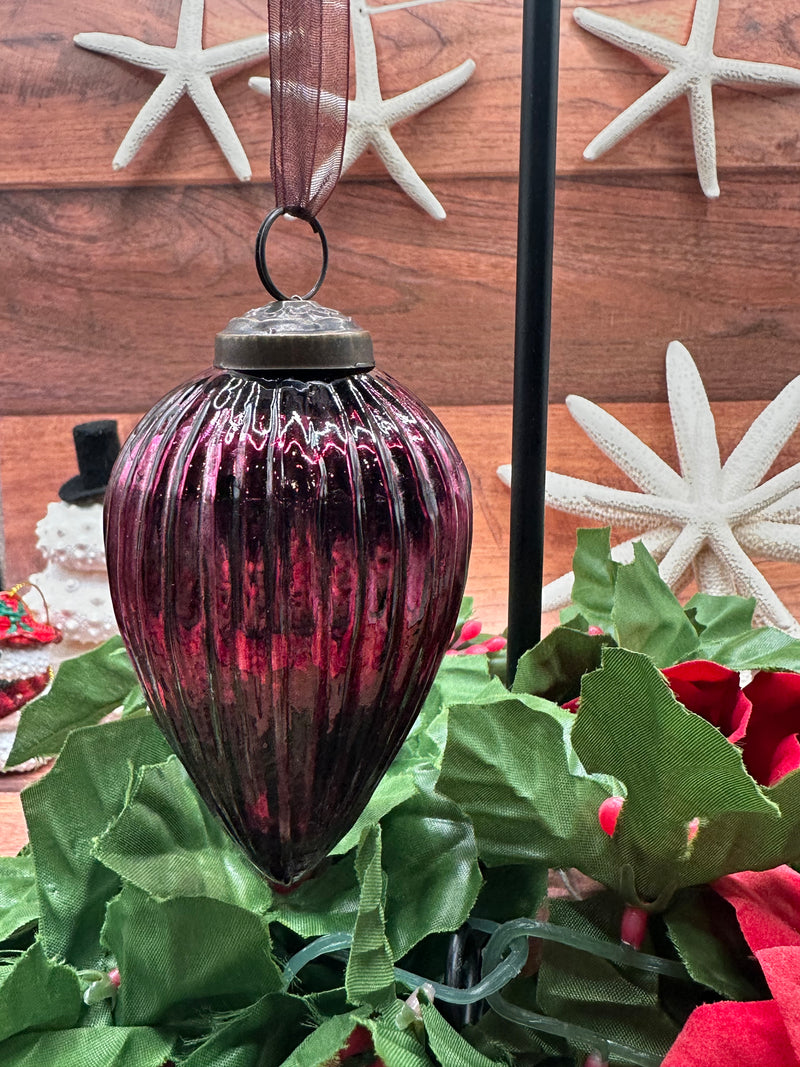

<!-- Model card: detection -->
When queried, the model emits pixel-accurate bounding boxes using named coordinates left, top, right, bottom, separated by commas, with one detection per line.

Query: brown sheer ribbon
left=268, top=0, right=351, bottom=220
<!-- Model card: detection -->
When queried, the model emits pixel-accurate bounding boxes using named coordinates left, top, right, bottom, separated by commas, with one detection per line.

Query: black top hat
left=59, top=421, right=121, bottom=503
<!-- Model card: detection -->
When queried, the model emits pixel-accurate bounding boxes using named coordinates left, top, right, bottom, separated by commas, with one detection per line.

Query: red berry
left=621, top=906, right=649, bottom=950
left=687, top=817, right=700, bottom=843
left=108, top=968, right=121, bottom=988
left=587, top=626, right=604, bottom=636
left=598, top=796, right=624, bottom=836
left=485, top=636, right=507, bottom=652
left=459, top=619, right=483, bottom=643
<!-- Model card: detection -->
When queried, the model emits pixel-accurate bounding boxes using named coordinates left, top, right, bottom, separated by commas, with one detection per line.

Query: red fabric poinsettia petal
left=663, top=660, right=750, bottom=742
left=742, top=671, right=800, bottom=786
left=662, top=999, right=796, bottom=1067
left=758, top=946, right=800, bottom=1063
left=713, top=867, right=800, bottom=951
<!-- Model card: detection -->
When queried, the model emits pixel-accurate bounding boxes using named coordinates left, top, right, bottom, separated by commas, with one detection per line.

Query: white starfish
left=74, top=0, right=269, bottom=181
left=574, top=0, right=800, bottom=198
left=250, top=0, right=475, bottom=219
left=498, top=342, right=800, bottom=635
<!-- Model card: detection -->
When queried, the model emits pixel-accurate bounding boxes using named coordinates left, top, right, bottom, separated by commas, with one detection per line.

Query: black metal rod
left=507, top=0, right=561, bottom=682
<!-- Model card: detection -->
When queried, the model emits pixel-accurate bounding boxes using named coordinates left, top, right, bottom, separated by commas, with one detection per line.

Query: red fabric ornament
left=663, top=866, right=800, bottom=1067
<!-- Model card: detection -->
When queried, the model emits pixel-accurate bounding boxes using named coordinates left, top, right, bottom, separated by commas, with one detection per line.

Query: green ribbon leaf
left=382, top=786, right=482, bottom=959
left=8, top=638, right=139, bottom=766
left=22, top=716, right=171, bottom=969
left=569, top=527, right=618, bottom=631
left=345, top=826, right=395, bottom=1011
left=277, top=1012, right=364, bottom=1067
left=180, top=992, right=311, bottom=1067
left=664, top=885, right=764, bottom=1002
left=437, top=687, right=621, bottom=873
left=102, top=883, right=282, bottom=1026
left=0, top=941, right=82, bottom=1042
left=93, top=756, right=271, bottom=913
left=512, top=625, right=613, bottom=705
left=612, top=543, right=699, bottom=667
left=422, top=1002, right=503, bottom=1067
left=0, top=856, right=39, bottom=944
left=0, top=1027, right=175, bottom=1066
left=572, top=647, right=782, bottom=899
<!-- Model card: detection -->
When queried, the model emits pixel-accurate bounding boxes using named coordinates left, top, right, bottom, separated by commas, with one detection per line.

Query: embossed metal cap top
left=214, top=299, right=375, bottom=373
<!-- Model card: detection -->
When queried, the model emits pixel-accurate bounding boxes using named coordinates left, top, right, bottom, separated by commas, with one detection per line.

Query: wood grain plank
left=4, top=0, right=800, bottom=189
left=4, top=174, right=800, bottom=415
left=0, top=796, right=28, bottom=856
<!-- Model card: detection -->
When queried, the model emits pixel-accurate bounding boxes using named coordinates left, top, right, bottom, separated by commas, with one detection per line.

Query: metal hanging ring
left=255, top=207, right=329, bottom=302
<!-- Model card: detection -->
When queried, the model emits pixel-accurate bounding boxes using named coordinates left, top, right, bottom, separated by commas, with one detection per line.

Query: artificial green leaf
left=664, top=885, right=764, bottom=1002
left=8, top=638, right=138, bottom=766
left=572, top=647, right=782, bottom=899
left=93, top=756, right=271, bottom=912
left=121, top=685, right=149, bottom=719
left=457, top=597, right=475, bottom=632
left=277, top=1012, right=363, bottom=1067
left=382, top=786, right=482, bottom=959
left=182, top=992, right=310, bottom=1067
left=22, top=716, right=171, bottom=969
left=0, top=941, right=82, bottom=1042
left=0, top=1027, right=175, bottom=1066
left=701, top=625, right=800, bottom=672
left=536, top=895, right=679, bottom=1065
left=437, top=687, right=621, bottom=874
left=471, top=863, right=548, bottom=924
left=421, top=1002, right=502, bottom=1067
left=268, top=854, right=359, bottom=942
left=569, top=528, right=617, bottom=632
left=345, top=827, right=395, bottom=1011
left=612, top=543, right=699, bottom=666
left=102, top=883, right=281, bottom=1026
left=331, top=657, right=492, bottom=857
left=512, top=626, right=613, bottom=704
left=368, top=1009, right=433, bottom=1066
left=0, top=856, right=38, bottom=944
left=685, top=593, right=756, bottom=643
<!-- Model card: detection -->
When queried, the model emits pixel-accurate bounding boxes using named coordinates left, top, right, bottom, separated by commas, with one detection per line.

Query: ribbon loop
left=268, top=0, right=351, bottom=219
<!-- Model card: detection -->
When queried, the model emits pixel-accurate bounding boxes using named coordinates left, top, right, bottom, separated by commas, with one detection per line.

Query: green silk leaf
left=569, top=527, right=618, bottom=631
left=0, top=1027, right=175, bottom=1066
left=612, top=543, right=699, bottom=666
left=664, top=886, right=764, bottom=1002
left=93, top=756, right=271, bottom=912
left=268, top=853, right=360, bottom=941
left=381, top=786, right=482, bottom=959
left=437, top=687, right=621, bottom=872
left=101, top=883, right=281, bottom=1026
left=421, top=1003, right=502, bottom=1066
left=8, top=638, right=139, bottom=766
left=276, top=1011, right=363, bottom=1066
left=180, top=992, right=310, bottom=1066
left=345, top=827, right=395, bottom=1011
left=536, top=895, right=679, bottom=1063
left=572, top=647, right=783, bottom=899
left=512, top=626, right=613, bottom=704
left=0, top=941, right=82, bottom=1042
left=0, top=856, right=39, bottom=944
left=22, top=716, right=171, bottom=969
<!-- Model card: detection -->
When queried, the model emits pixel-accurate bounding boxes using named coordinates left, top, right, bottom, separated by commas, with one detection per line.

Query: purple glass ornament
left=105, top=301, right=471, bottom=887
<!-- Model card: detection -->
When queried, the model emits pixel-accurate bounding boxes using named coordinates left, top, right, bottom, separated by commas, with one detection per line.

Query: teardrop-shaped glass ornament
left=105, top=300, right=472, bottom=887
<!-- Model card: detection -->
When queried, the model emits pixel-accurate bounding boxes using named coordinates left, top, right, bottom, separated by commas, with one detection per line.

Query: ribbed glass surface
left=105, top=368, right=472, bottom=887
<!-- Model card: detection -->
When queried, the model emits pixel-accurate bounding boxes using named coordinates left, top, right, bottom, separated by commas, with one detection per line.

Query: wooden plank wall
left=3, top=0, right=800, bottom=608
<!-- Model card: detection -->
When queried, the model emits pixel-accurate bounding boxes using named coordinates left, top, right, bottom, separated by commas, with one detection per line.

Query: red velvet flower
left=662, top=660, right=751, bottom=743
left=740, top=671, right=800, bottom=787
left=663, top=866, right=800, bottom=1067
